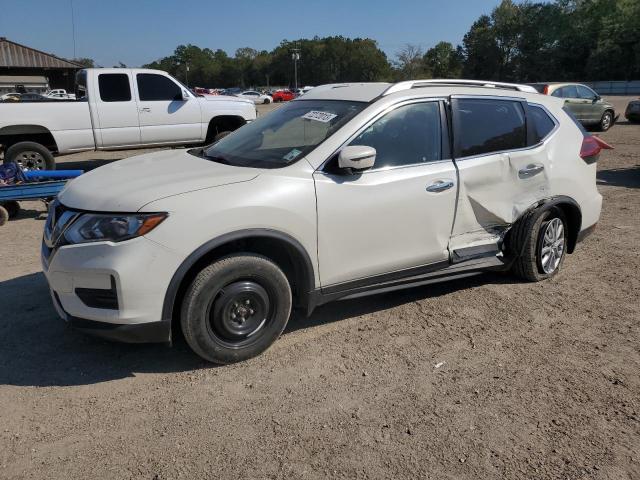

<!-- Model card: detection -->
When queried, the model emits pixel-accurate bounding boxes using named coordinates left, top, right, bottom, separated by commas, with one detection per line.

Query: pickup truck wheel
left=4, top=142, right=55, bottom=170
left=511, top=208, right=567, bottom=282
left=599, top=111, right=613, bottom=132
left=214, top=131, right=231, bottom=142
left=1, top=201, right=20, bottom=219
left=0, top=205, right=8, bottom=226
left=180, top=253, right=292, bottom=364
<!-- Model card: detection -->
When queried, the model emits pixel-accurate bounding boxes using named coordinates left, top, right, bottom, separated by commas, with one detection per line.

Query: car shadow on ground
left=0, top=272, right=206, bottom=387
left=286, top=271, right=511, bottom=334
left=5, top=206, right=46, bottom=222
left=597, top=165, right=640, bottom=189
left=0, top=270, right=513, bottom=388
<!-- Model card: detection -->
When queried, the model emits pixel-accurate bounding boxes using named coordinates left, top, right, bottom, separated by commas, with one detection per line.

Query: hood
left=58, top=149, right=258, bottom=212
left=201, top=95, right=253, bottom=105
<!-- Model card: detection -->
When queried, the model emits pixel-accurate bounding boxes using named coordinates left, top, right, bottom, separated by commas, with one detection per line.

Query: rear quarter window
left=528, top=105, right=556, bottom=143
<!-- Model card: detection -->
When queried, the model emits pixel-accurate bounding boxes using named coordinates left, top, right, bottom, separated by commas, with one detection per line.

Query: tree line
left=78, top=0, right=639, bottom=88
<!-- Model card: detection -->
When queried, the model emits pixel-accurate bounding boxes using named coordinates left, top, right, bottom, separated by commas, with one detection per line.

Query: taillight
left=543, top=85, right=549, bottom=95
left=580, top=135, right=613, bottom=163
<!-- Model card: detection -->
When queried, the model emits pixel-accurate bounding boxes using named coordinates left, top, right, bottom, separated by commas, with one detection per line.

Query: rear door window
left=137, top=73, right=182, bottom=101
left=98, top=73, right=131, bottom=102
left=577, top=85, right=597, bottom=100
left=560, top=85, right=579, bottom=98
left=453, top=98, right=526, bottom=158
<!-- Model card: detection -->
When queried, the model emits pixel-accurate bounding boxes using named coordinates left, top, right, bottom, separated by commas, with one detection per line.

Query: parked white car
left=42, top=79, right=604, bottom=364
left=45, top=89, right=76, bottom=100
left=237, top=90, right=272, bottom=104
left=0, top=68, right=257, bottom=169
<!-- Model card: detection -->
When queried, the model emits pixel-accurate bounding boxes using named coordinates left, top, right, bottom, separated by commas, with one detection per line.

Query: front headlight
left=63, top=213, right=167, bottom=245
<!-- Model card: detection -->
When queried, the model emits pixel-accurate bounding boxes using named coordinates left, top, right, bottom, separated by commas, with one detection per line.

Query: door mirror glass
left=338, top=145, right=376, bottom=171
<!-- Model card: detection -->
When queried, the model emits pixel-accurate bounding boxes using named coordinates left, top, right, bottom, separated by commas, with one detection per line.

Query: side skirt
left=306, top=255, right=511, bottom=315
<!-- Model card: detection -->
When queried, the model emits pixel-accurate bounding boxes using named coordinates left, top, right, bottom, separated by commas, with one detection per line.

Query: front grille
left=42, top=200, right=80, bottom=264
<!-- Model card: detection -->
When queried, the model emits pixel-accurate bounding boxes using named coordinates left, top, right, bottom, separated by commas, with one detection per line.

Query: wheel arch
left=508, top=195, right=582, bottom=255
left=162, top=229, right=316, bottom=334
left=205, top=115, right=247, bottom=143
left=0, top=125, right=58, bottom=152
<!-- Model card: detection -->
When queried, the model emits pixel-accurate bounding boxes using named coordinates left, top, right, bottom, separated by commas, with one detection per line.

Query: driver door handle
left=426, top=179, right=454, bottom=193
left=519, top=163, right=545, bottom=179
left=140, top=107, right=151, bottom=113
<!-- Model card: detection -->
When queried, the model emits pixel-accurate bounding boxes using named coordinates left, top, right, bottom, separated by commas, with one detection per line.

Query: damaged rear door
left=449, top=96, right=551, bottom=260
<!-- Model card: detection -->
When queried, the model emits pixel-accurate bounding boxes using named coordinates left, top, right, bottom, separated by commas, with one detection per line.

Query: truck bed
left=0, top=101, right=94, bottom=153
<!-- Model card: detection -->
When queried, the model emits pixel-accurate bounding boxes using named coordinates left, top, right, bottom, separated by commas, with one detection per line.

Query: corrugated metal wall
left=585, top=81, right=640, bottom=95
left=0, top=38, right=81, bottom=69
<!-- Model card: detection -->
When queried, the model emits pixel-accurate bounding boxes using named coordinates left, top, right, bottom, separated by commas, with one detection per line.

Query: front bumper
left=42, top=236, right=185, bottom=343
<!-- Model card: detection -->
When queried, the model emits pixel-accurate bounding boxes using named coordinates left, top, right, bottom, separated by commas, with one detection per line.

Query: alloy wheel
left=540, top=217, right=565, bottom=274
left=15, top=150, right=46, bottom=170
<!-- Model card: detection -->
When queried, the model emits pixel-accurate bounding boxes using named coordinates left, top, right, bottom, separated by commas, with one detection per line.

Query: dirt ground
left=0, top=98, right=638, bottom=480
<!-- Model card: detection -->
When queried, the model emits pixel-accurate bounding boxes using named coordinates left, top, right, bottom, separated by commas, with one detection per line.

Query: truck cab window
left=137, top=74, right=182, bottom=101
left=98, top=74, right=132, bottom=102
left=98, top=73, right=131, bottom=102
left=75, top=70, right=88, bottom=100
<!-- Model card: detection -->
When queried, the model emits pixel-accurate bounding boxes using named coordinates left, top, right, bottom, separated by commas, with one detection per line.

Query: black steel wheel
left=181, top=254, right=292, bottom=364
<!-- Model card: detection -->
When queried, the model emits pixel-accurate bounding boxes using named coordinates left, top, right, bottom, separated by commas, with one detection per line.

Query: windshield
left=203, top=100, right=367, bottom=168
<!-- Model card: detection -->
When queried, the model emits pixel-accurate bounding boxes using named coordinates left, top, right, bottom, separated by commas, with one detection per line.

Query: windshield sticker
left=283, top=148, right=303, bottom=161
left=302, top=111, right=338, bottom=123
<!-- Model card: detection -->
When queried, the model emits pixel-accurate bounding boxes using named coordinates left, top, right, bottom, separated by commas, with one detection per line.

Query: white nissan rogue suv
left=42, top=79, right=606, bottom=364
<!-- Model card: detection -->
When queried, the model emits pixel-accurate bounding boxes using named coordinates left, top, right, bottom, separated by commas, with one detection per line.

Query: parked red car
left=271, top=89, right=295, bottom=102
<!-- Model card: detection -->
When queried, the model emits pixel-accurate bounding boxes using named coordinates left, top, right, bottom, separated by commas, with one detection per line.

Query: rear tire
left=180, top=254, right=292, bottom=364
left=511, top=208, right=568, bottom=282
left=599, top=111, right=613, bottom=132
left=4, top=141, right=55, bottom=170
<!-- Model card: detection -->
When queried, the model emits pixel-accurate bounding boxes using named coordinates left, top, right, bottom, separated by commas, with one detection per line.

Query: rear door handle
left=426, top=179, right=454, bottom=193
left=518, top=164, right=544, bottom=178
left=140, top=107, right=151, bottom=113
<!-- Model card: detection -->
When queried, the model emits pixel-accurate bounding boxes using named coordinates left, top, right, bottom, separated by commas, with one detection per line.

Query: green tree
left=462, top=15, right=502, bottom=80
left=423, top=42, right=463, bottom=78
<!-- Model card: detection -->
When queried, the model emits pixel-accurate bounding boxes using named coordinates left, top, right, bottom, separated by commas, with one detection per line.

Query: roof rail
left=382, top=79, right=538, bottom=96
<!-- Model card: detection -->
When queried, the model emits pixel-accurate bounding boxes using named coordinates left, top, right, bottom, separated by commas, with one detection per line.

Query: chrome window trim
left=450, top=96, right=559, bottom=162
left=318, top=97, right=453, bottom=175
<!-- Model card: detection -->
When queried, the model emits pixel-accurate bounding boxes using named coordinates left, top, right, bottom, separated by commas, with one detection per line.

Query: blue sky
left=2, top=0, right=520, bottom=67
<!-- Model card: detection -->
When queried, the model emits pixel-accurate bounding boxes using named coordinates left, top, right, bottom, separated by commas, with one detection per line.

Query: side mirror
left=594, top=94, right=601, bottom=102
left=182, top=89, right=190, bottom=101
left=338, top=145, right=376, bottom=171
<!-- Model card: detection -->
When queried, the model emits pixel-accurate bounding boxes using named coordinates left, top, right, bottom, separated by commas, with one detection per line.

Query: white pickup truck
left=0, top=68, right=257, bottom=169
